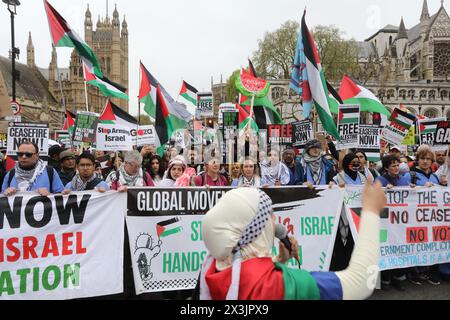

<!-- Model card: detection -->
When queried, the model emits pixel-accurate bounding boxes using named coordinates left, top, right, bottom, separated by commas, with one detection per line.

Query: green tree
left=252, top=20, right=299, bottom=79
left=251, top=21, right=360, bottom=81
left=225, top=69, right=241, bottom=103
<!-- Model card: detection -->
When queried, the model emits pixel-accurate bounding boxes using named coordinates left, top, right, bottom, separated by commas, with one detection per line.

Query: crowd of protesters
left=0, top=136, right=449, bottom=300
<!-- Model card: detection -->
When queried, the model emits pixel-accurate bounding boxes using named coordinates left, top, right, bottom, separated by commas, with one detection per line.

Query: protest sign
left=402, top=125, right=416, bottom=146
left=197, top=93, right=214, bottom=117
left=343, top=186, right=450, bottom=271
left=126, top=187, right=343, bottom=294
left=55, top=130, right=72, bottom=148
left=381, top=108, right=416, bottom=146
left=337, top=105, right=360, bottom=150
left=7, top=122, right=49, bottom=157
left=222, top=111, right=239, bottom=164
left=73, top=112, right=99, bottom=145
left=358, top=125, right=381, bottom=162
left=218, top=103, right=237, bottom=125
left=136, top=125, right=156, bottom=147
left=418, top=117, right=447, bottom=151
left=435, top=121, right=450, bottom=145
left=292, top=120, right=313, bottom=150
left=268, top=125, right=293, bottom=147
left=96, top=124, right=135, bottom=151
left=0, top=192, right=126, bottom=300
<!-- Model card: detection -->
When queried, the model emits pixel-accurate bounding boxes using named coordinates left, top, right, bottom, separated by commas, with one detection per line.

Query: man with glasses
left=106, top=150, right=151, bottom=191
left=63, top=152, right=109, bottom=193
left=2, top=141, right=64, bottom=196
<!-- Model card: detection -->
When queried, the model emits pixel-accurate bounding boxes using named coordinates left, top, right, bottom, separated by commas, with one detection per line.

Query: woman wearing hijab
left=295, top=139, right=336, bottom=187
left=333, top=153, right=367, bottom=187
left=194, top=180, right=386, bottom=300
left=159, top=155, right=194, bottom=187
left=260, top=149, right=291, bottom=186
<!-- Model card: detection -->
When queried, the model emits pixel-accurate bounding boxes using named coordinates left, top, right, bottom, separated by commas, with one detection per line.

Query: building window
left=399, top=90, right=406, bottom=99
left=440, top=90, right=448, bottom=100
left=420, top=90, right=427, bottom=99
left=424, top=108, right=438, bottom=118
left=433, top=43, right=450, bottom=77
left=428, top=90, right=436, bottom=100
left=407, top=89, right=415, bottom=100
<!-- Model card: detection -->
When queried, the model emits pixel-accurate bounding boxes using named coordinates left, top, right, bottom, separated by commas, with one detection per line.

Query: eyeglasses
left=17, top=152, right=36, bottom=158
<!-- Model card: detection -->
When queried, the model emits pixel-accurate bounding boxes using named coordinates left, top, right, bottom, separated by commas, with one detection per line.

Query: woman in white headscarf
left=195, top=180, right=387, bottom=300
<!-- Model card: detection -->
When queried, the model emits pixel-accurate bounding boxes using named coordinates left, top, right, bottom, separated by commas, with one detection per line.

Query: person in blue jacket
left=295, top=139, right=336, bottom=187
left=2, top=141, right=64, bottom=196
left=376, top=155, right=411, bottom=188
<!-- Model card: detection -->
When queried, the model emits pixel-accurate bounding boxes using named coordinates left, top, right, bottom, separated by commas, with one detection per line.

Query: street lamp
left=3, top=0, right=21, bottom=103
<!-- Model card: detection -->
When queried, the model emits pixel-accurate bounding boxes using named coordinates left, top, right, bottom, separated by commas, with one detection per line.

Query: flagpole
left=83, top=81, right=89, bottom=112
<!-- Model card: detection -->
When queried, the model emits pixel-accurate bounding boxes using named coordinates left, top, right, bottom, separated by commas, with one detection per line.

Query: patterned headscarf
left=200, top=188, right=274, bottom=300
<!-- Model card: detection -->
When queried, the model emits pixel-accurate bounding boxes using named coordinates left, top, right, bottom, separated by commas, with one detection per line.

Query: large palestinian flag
left=301, top=11, right=340, bottom=140
left=84, top=62, right=128, bottom=100
left=99, top=100, right=138, bottom=129
left=44, top=0, right=102, bottom=77
left=339, top=75, right=390, bottom=117
left=154, top=85, right=175, bottom=156
left=139, top=62, right=191, bottom=129
left=179, top=81, right=198, bottom=106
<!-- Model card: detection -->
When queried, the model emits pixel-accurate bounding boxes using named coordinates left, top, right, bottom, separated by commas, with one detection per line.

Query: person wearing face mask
left=332, top=153, right=367, bottom=187
left=295, top=139, right=336, bottom=187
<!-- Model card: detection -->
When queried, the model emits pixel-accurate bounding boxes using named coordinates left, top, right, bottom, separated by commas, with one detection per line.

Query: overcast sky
left=0, top=0, right=445, bottom=116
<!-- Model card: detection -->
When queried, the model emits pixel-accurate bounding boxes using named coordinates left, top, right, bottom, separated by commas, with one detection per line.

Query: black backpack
left=7, top=166, right=55, bottom=193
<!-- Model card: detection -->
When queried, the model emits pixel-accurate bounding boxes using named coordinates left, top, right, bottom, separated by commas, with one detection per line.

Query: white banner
left=0, top=192, right=126, bottom=300
left=96, top=124, right=135, bottom=151
left=126, top=187, right=343, bottom=294
left=343, top=186, right=450, bottom=271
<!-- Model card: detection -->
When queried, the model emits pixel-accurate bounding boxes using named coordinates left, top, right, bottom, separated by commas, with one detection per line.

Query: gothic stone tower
left=84, top=4, right=129, bottom=112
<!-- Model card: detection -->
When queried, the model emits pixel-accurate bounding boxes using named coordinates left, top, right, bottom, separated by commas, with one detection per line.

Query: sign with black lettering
left=268, top=124, right=293, bottom=147
left=292, top=120, right=313, bottom=150
left=358, top=125, right=381, bottom=162
left=337, top=104, right=360, bottom=150
left=419, top=117, right=447, bottom=151
left=73, top=111, right=99, bottom=145
left=197, top=93, right=213, bottom=117
left=434, top=121, right=450, bottom=145
left=7, top=122, right=49, bottom=157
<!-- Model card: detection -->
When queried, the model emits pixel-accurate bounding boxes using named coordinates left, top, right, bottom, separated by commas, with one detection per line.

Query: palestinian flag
left=301, top=11, right=340, bottom=140
left=327, top=81, right=342, bottom=115
left=139, top=62, right=191, bottom=129
left=44, top=0, right=102, bottom=77
left=156, top=218, right=182, bottom=238
left=389, top=108, right=416, bottom=130
left=84, top=62, right=128, bottom=100
left=179, top=81, right=198, bottom=106
left=238, top=104, right=259, bottom=132
left=418, top=117, right=447, bottom=147
left=339, top=75, right=390, bottom=117
left=99, top=100, right=137, bottom=129
left=240, top=96, right=283, bottom=131
left=155, top=85, right=175, bottom=156
left=139, top=61, right=158, bottom=118
left=62, top=110, right=76, bottom=133
left=338, top=105, right=360, bottom=124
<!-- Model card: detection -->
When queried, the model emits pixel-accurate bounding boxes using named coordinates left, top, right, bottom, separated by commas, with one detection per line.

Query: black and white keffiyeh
left=15, top=160, right=46, bottom=191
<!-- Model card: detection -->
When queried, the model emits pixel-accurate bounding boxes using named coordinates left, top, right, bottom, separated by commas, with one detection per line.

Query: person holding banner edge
left=2, top=141, right=65, bottom=196
left=195, top=179, right=387, bottom=300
